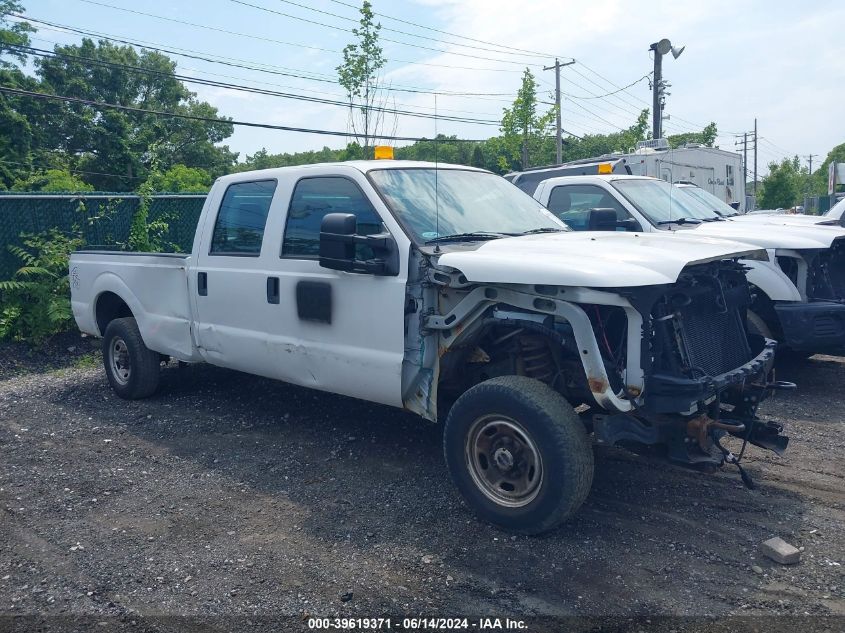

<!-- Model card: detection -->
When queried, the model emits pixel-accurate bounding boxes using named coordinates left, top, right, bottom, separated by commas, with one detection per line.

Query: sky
left=13, top=0, right=845, bottom=173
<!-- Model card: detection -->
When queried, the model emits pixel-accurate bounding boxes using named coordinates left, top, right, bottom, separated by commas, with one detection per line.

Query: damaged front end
left=774, top=237, right=845, bottom=354
left=594, top=259, right=789, bottom=475
left=402, top=252, right=791, bottom=484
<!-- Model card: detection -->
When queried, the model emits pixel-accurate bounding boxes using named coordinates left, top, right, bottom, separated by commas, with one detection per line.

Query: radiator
left=677, top=302, right=752, bottom=378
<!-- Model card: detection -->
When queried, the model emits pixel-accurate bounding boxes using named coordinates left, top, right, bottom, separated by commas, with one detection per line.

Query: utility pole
left=743, top=132, right=748, bottom=187
left=735, top=127, right=757, bottom=206
left=651, top=49, right=663, bottom=139
left=806, top=154, right=818, bottom=175
left=543, top=58, right=575, bottom=164
left=753, top=118, right=758, bottom=198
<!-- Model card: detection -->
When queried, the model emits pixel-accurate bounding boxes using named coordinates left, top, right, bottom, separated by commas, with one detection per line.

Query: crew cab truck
left=71, top=161, right=785, bottom=534
left=530, top=174, right=845, bottom=357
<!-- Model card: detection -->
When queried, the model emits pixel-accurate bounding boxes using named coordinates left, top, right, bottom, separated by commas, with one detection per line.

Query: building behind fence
left=0, top=193, right=206, bottom=278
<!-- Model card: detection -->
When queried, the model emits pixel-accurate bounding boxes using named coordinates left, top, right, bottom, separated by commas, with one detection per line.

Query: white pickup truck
left=71, top=161, right=786, bottom=533
left=529, top=173, right=845, bottom=357
left=677, top=181, right=845, bottom=229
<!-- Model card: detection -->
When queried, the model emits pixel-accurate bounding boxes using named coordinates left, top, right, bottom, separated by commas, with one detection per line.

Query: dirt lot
left=0, top=334, right=843, bottom=632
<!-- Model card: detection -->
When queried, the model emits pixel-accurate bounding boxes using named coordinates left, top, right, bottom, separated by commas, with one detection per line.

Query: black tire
left=102, top=317, right=161, bottom=399
left=443, top=376, right=594, bottom=534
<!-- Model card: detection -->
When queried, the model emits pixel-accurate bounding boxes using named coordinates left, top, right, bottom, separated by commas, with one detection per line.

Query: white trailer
left=507, top=140, right=745, bottom=211
left=617, top=140, right=744, bottom=211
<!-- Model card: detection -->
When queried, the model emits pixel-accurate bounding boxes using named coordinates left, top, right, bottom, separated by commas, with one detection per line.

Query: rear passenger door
left=547, top=184, right=640, bottom=231
left=193, top=178, right=287, bottom=377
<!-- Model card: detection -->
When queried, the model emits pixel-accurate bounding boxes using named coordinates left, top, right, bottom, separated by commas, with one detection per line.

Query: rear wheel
left=443, top=376, right=594, bottom=534
left=103, top=317, right=161, bottom=399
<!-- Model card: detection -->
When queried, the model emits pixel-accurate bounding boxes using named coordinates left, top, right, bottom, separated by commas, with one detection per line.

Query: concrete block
left=760, top=537, right=801, bottom=565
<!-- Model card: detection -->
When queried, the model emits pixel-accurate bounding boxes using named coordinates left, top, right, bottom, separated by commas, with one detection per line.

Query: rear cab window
left=210, top=180, right=277, bottom=255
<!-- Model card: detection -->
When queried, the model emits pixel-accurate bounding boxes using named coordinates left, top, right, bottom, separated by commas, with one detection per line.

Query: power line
left=9, top=44, right=503, bottom=126
left=13, top=21, right=700, bottom=142
left=0, top=86, right=489, bottom=142
left=571, top=59, right=713, bottom=134
left=275, top=0, right=547, bottom=60
left=0, top=158, right=143, bottom=181
left=72, top=0, right=525, bottom=73
left=321, top=0, right=703, bottom=134
left=326, top=0, right=565, bottom=60
left=539, top=76, right=654, bottom=132
left=231, top=0, right=544, bottom=67
left=759, top=137, right=797, bottom=158
left=562, top=73, right=652, bottom=100
left=13, top=14, right=518, bottom=97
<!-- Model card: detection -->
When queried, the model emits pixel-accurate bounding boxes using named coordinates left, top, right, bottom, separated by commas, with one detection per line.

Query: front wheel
left=103, top=317, right=161, bottom=399
left=443, top=376, right=594, bottom=534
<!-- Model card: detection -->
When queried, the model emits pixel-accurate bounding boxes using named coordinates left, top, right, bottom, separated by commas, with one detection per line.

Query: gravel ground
left=0, top=341, right=842, bottom=632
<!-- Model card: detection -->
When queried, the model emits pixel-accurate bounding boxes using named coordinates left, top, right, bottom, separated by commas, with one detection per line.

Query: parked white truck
left=678, top=181, right=845, bottom=229
left=528, top=173, right=845, bottom=357
left=71, top=161, right=788, bottom=533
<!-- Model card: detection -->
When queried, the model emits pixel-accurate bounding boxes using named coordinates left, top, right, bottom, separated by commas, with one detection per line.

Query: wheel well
left=437, top=320, right=588, bottom=411
left=748, top=284, right=782, bottom=338
left=95, top=292, right=134, bottom=336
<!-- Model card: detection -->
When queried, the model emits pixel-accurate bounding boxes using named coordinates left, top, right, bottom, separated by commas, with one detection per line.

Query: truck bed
left=69, top=250, right=201, bottom=361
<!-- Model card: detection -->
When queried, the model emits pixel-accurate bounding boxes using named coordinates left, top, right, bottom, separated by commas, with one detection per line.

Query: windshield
left=826, top=197, right=845, bottom=219
left=611, top=178, right=719, bottom=225
left=679, top=185, right=738, bottom=216
left=368, top=168, right=567, bottom=242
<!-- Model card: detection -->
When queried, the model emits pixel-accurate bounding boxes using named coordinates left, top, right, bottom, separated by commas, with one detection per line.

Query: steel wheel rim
left=465, top=414, right=543, bottom=508
left=109, top=337, right=131, bottom=385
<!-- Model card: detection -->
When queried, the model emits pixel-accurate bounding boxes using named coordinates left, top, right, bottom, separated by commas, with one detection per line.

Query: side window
left=210, top=180, right=277, bottom=255
left=282, top=177, right=383, bottom=258
left=547, top=184, right=633, bottom=231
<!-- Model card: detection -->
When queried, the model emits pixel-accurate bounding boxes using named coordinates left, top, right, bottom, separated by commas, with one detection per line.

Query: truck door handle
left=198, top=272, right=208, bottom=296
left=266, top=276, right=280, bottom=304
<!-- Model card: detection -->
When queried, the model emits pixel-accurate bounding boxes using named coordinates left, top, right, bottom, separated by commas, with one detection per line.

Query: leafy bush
left=0, top=230, right=83, bottom=343
left=127, top=179, right=173, bottom=252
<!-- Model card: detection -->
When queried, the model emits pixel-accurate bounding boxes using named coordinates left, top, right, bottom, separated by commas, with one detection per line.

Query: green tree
left=236, top=146, right=346, bottom=171
left=144, top=164, right=211, bottom=192
left=0, top=0, right=33, bottom=68
left=394, top=135, right=476, bottom=164
left=809, top=142, right=845, bottom=195
left=0, top=4, right=35, bottom=188
left=23, top=38, right=236, bottom=190
left=499, top=69, right=555, bottom=171
left=336, top=1, right=387, bottom=155
left=759, top=156, right=805, bottom=209
left=667, top=122, right=718, bottom=149
left=12, top=168, right=94, bottom=192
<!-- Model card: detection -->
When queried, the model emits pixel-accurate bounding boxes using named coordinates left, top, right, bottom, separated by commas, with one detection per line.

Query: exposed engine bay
left=402, top=255, right=786, bottom=481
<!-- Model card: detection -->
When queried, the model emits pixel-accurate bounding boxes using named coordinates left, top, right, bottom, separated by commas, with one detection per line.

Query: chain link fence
left=0, top=193, right=206, bottom=279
